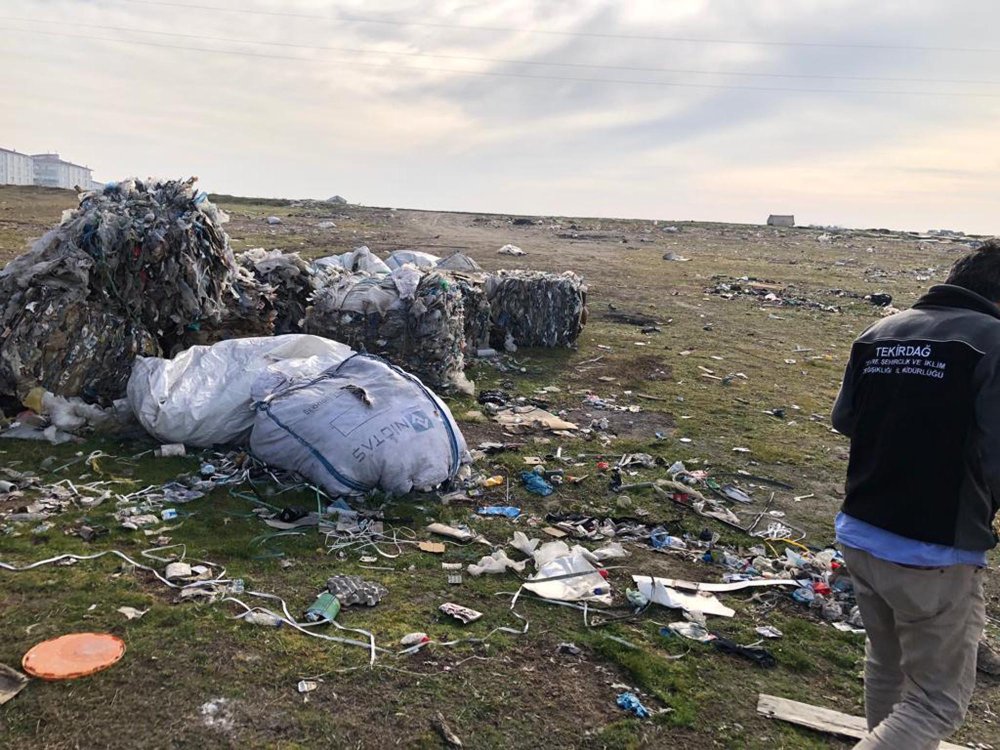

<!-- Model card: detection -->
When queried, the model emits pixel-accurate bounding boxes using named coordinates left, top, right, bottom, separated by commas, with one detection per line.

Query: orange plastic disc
left=21, top=633, right=126, bottom=680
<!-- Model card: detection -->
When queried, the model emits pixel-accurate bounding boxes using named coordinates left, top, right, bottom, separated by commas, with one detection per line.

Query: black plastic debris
left=710, top=635, right=777, bottom=668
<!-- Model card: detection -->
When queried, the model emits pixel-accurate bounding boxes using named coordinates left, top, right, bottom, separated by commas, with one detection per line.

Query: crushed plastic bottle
left=242, top=611, right=283, bottom=627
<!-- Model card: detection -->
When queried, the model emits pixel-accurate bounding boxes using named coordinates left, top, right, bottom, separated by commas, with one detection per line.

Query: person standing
left=832, top=241, right=1000, bottom=749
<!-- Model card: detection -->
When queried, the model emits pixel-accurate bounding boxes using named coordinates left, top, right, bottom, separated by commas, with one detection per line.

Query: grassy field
left=0, top=185, right=997, bottom=749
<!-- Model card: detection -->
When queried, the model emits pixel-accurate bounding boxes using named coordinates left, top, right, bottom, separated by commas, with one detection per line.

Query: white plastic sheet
left=632, top=575, right=736, bottom=618
left=524, top=552, right=611, bottom=604
left=385, top=250, right=441, bottom=270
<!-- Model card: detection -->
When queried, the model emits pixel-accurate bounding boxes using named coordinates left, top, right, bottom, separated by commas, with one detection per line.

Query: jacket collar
left=912, top=284, right=1000, bottom=321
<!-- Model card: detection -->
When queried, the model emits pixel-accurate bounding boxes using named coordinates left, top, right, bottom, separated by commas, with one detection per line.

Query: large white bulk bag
left=128, top=335, right=354, bottom=447
left=249, top=354, right=468, bottom=496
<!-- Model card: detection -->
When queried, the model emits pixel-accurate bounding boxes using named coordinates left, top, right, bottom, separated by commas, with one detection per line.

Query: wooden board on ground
left=756, top=694, right=964, bottom=749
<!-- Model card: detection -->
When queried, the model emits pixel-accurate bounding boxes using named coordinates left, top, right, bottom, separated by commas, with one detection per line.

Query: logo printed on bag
left=406, top=409, right=434, bottom=433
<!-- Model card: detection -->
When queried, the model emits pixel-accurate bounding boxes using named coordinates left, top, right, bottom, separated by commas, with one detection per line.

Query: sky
left=3, top=0, right=1000, bottom=233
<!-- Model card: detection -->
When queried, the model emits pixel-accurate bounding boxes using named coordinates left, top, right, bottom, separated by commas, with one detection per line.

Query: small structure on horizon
left=767, top=214, right=795, bottom=227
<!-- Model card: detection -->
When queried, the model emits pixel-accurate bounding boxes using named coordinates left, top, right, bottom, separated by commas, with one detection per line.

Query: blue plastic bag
left=616, top=692, right=650, bottom=718
left=521, top=471, right=554, bottom=496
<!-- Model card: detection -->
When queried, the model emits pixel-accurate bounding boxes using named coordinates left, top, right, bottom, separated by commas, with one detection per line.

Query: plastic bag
left=385, top=250, right=440, bottom=270
left=524, top=552, right=611, bottom=604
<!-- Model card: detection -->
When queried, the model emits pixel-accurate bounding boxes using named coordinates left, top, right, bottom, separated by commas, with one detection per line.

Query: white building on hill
left=0, top=147, right=35, bottom=185
left=0, top=147, right=100, bottom=190
left=31, top=153, right=98, bottom=189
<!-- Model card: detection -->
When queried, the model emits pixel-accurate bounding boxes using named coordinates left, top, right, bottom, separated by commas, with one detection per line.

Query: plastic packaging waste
left=477, top=506, right=521, bottom=518
left=243, top=611, right=283, bottom=627
left=521, top=472, right=554, bottom=496
left=129, top=335, right=353, bottom=447
left=616, top=692, right=650, bottom=718
left=524, top=552, right=611, bottom=604
left=510, top=531, right=540, bottom=557
left=467, top=549, right=527, bottom=576
left=251, top=354, right=469, bottom=496
left=304, top=592, right=342, bottom=623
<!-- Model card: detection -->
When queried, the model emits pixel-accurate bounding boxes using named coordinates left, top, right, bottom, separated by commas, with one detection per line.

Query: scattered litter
left=510, top=531, right=540, bottom=557
left=756, top=694, right=965, bottom=749
left=439, top=602, right=482, bottom=624
left=468, top=549, right=527, bottom=576
left=400, top=632, right=430, bottom=648
left=616, top=692, right=651, bottom=718
left=494, top=406, right=578, bottom=435
left=712, top=636, right=776, bottom=668
left=297, top=679, right=319, bottom=693
left=521, top=472, right=554, bottom=496
left=116, top=606, right=148, bottom=621
left=497, top=244, right=525, bottom=256
left=662, top=622, right=715, bottom=643
left=632, top=575, right=735, bottom=617
left=326, top=576, right=388, bottom=607
left=755, top=626, right=784, bottom=639
left=242, top=611, right=284, bottom=627
left=557, top=642, right=582, bottom=656
left=428, top=523, right=480, bottom=543
left=0, top=664, right=29, bottom=705
left=477, top=505, right=521, bottom=518
left=418, top=541, right=446, bottom=554
left=164, top=562, right=192, bottom=580
left=525, top=551, right=611, bottom=604
left=432, top=711, right=465, bottom=748
left=21, top=632, right=126, bottom=680
left=304, top=592, right=342, bottom=623
left=832, top=622, right=865, bottom=635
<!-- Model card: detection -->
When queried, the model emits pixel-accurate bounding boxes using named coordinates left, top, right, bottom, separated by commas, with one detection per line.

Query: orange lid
left=22, top=633, right=126, bottom=680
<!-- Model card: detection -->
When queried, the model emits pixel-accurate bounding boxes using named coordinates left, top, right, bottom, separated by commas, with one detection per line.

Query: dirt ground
left=0, top=185, right=998, bottom=749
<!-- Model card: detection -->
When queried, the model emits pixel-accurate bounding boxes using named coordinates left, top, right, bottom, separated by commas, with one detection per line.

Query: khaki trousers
left=842, top=545, right=986, bottom=750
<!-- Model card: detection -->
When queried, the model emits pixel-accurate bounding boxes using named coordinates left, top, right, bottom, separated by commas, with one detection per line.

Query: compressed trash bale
left=66, top=178, right=240, bottom=345
left=304, top=269, right=472, bottom=393
left=485, top=270, right=588, bottom=348
left=250, top=353, right=469, bottom=496
left=0, top=284, right=158, bottom=405
left=0, top=177, right=260, bottom=403
left=439, top=271, right=491, bottom=351
left=236, top=248, right=325, bottom=334
left=174, top=263, right=276, bottom=351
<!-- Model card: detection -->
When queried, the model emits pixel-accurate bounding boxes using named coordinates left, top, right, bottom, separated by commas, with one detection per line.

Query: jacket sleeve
left=974, top=350, right=1000, bottom=511
left=831, top=358, right=857, bottom=438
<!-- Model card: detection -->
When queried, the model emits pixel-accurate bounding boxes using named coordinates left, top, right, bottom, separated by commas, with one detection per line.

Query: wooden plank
left=756, top=694, right=965, bottom=750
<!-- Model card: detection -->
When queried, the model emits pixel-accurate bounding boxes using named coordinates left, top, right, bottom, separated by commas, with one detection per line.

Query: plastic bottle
left=243, top=611, right=283, bottom=627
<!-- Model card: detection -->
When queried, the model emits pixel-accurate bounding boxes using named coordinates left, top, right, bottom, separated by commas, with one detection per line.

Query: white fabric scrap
left=633, top=575, right=735, bottom=618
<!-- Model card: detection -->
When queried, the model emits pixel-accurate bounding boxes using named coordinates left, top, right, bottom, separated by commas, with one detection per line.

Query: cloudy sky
left=4, top=0, right=1000, bottom=232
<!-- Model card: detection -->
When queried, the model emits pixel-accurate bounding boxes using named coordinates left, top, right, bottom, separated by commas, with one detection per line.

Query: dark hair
left=945, top=240, right=1000, bottom=300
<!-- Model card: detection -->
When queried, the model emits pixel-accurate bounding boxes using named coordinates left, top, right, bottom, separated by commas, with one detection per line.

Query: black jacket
left=832, top=284, right=1000, bottom=550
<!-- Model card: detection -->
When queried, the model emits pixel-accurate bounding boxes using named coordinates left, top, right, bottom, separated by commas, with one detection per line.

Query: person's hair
left=945, top=240, right=1000, bottom=300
